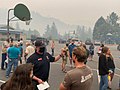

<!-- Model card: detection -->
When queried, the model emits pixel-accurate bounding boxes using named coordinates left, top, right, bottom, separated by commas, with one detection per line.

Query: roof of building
left=0, top=28, right=22, bottom=34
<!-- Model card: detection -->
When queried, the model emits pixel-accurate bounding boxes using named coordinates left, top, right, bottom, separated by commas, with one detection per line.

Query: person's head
left=9, top=42, right=13, bottom=47
left=72, top=46, right=87, bottom=63
left=102, top=46, right=110, bottom=55
left=20, top=38, right=23, bottom=40
left=26, top=42, right=31, bottom=47
left=71, top=40, right=74, bottom=45
left=12, top=63, right=34, bottom=79
left=14, top=43, right=18, bottom=47
left=35, top=40, right=46, bottom=53
left=66, top=43, right=69, bottom=47
left=52, top=40, right=54, bottom=43
left=6, top=38, right=10, bottom=43
left=2, top=63, right=34, bottom=90
left=18, top=39, right=20, bottom=42
left=17, top=42, right=21, bottom=47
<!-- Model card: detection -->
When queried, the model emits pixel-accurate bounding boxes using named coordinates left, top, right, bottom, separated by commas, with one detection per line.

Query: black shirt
left=98, top=54, right=109, bottom=75
left=27, top=52, right=55, bottom=81
left=107, top=57, right=115, bottom=69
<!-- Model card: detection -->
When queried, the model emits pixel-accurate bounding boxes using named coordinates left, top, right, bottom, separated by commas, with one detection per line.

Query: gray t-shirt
left=62, top=66, right=93, bottom=90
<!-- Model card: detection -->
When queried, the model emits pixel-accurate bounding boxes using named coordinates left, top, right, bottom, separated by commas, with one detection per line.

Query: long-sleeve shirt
left=98, top=54, right=109, bottom=75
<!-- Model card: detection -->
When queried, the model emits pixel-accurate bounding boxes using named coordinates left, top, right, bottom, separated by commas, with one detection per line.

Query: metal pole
left=7, top=9, right=14, bottom=39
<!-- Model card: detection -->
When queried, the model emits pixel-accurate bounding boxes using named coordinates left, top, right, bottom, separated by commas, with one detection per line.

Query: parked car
left=59, top=39, right=66, bottom=44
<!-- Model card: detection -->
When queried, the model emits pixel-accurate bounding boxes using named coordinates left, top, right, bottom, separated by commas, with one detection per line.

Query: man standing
left=60, top=46, right=93, bottom=90
left=6, top=43, right=20, bottom=78
left=27, top=40, right=63, bottom=90
left=68, top=40, right=76, bottom=67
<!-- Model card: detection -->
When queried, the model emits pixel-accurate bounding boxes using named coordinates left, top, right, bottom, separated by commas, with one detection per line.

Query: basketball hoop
left=25, top=20, right=30, bottom=25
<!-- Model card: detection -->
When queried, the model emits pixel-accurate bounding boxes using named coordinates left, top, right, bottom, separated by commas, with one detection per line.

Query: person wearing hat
left=26, top=40, right=64, bottom=90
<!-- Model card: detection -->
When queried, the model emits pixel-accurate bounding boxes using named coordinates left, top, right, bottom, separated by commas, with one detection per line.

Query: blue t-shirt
left=68, top=44, right=76, bottom=57
left=7, top=46, right=20, bottom=59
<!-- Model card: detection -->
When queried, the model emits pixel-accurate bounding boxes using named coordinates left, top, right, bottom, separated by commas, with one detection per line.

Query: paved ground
left=0, top=41, right=120, bottom=90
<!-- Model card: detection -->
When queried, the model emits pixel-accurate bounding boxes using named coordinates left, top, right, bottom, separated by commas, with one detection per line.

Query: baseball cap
left=34, top=40, right=45, bottom=47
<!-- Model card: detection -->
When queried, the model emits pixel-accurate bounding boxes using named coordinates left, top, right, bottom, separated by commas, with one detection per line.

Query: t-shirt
left=26, top=52, right=55, bottom=82
left=7, top=46, right=20, bottom=59
left=62, top=66, right=93, bottom=90
left=68, top=44, right=76, bottom=57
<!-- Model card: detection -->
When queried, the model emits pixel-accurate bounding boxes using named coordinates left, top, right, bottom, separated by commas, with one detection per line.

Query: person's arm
left=59, top=83, right=67, bottom=90
left=54, top=54, right=62, bottom=62
left=59, top=73, right=71, bottom=90
left=32, top=75, right=44, bottom=84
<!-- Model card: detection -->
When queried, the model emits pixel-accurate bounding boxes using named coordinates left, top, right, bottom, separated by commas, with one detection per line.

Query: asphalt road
left=0, top=41, right=120, bottom=90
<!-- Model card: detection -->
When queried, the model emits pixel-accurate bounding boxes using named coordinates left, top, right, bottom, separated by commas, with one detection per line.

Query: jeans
left=6, top=58, right=18, bottom=76
left=99, top=75, right=108, bottom=90
left=1, top=53, right=7, bottom=69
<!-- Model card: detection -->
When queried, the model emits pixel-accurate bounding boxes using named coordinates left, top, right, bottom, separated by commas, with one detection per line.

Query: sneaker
left=107, top=87, right=111, bottom=90
left=11, top=71, right=13, bottom=73
left=1, top=68, right=6, bottom=70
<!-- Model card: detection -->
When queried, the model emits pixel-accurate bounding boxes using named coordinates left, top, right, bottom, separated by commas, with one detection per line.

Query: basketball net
left=25, top=20, right=30, bottom=25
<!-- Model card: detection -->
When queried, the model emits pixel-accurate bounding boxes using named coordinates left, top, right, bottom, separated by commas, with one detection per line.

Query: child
left=61, top=46, right=68, bottom=73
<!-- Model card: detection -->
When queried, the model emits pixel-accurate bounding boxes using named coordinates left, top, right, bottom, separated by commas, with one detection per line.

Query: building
left=0, top=25, right=25, bottom=41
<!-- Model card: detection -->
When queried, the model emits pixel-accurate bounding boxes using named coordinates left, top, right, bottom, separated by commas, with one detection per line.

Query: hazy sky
left=0, top=0, right=120, bottom=28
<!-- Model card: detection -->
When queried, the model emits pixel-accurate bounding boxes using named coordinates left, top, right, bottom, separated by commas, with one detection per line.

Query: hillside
left=0, top=8, right=77, bottom=35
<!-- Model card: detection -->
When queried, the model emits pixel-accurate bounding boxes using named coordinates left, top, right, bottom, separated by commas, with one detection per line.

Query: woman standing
left=106, top=47, right=115, bottom=89
left=99, top=46, right=109, bottom=90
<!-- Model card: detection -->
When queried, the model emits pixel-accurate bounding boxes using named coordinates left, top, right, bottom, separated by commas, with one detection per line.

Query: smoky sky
left=0, top=0, right=120, bottom=28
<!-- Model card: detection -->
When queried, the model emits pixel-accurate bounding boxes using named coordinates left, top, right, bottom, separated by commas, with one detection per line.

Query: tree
left=43, top=25, right=52, bottom=39
left=107, top=12, right=119, bottom=26
left=93, top=13, right=120, bottom=44
left=88, top=27, right=92, bottom=39
left=51, top=22, right=59, bottom=40
left=93, top=16, right=107, bottom=41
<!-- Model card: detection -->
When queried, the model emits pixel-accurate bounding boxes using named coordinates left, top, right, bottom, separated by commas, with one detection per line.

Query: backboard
left=14, top=4, right=31, bottom=21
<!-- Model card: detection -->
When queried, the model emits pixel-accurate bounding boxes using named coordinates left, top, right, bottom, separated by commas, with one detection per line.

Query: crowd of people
left=0, top=38, right=116, bottom=90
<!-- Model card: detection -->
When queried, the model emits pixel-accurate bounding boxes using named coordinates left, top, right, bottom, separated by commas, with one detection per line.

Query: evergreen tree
left=107, top=12, right=119, bottom=26
left=51, top=22, right=59, bottom=40
left=93, top=16, right=107, bottom=41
